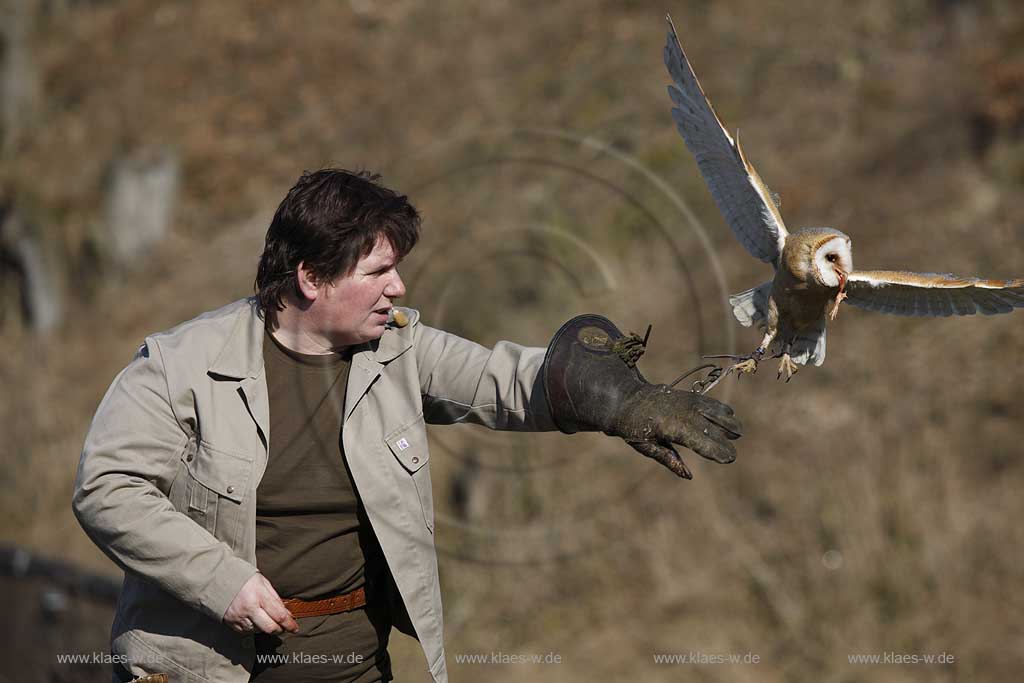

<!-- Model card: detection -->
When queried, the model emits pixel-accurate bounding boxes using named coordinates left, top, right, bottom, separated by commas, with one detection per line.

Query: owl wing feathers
left=845, top=270, right=1024, bottom=317
left=664, top=16, right=788, bottom=267
left=729, top=281, right=773, bottom=329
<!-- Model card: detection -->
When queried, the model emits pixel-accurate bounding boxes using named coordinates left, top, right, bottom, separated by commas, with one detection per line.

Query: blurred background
left=2, top=0, right=1023, bottom=681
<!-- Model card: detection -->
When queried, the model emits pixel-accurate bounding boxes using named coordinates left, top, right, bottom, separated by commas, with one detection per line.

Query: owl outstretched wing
left=664, top=16, right=788, bottom=267
left=845, top=270, right=1024, bottom=316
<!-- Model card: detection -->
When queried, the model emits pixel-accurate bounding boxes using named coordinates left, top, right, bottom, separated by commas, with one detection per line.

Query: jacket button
left=412, top=457, right=419, bottom=464
left=186, top=453, right=194, bottom=462
left=226, top=485, right=235, bottom=494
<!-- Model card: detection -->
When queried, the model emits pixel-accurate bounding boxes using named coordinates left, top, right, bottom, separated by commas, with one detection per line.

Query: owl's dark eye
left=826, top=254, right=837, bottom=262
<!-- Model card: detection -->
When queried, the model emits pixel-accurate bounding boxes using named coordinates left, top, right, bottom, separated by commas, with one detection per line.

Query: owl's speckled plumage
left=663, top=16, right=1024, bottom=378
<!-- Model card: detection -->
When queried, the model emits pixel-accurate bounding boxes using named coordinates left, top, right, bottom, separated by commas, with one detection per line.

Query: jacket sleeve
left=71, top=339, right=258, bottom=623
left=413, top=321, right=558, bottom=431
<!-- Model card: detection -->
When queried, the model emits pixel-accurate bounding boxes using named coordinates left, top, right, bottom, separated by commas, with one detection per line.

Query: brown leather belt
left=282, top=587, right=366, bottom=618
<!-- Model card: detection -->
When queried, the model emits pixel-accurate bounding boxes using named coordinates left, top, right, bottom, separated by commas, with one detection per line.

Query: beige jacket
left=73, top=298, right=556, bottom=683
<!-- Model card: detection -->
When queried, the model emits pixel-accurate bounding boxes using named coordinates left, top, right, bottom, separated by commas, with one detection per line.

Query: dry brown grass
left=3, top=1, right=1024, bottom=681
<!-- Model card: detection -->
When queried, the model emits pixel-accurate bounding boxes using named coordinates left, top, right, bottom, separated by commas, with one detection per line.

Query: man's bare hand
left=223, top=573, right=299, bottom=635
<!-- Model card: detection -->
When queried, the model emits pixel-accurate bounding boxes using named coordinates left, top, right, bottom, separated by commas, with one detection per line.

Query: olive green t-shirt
left=252, top=329, right=391, bottom=683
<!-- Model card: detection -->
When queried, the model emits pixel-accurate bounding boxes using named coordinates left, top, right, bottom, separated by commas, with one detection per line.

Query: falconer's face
left=305, top=237, right=406, bottom=349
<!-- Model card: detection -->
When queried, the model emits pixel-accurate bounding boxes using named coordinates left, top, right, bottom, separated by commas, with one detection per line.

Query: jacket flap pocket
left=384, top=417, right=429, bottom=474
left=183, top=439, right=253, bottom=503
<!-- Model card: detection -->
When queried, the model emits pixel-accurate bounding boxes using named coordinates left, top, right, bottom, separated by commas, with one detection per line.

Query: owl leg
left=703, top=333, right=774, bottom=376
left=777, top=345, right=799, bottom=383
left=732, top=331, right=773, bottom=375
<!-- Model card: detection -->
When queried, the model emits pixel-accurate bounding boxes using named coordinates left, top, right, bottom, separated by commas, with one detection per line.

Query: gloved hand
left=543, top=314, right=742, bottom=479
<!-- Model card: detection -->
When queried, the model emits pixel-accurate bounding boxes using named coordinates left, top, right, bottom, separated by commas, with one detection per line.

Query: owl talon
left=733, top=358, right=759, bottom=375
left=704, top=347, right=767, bottom=378
left=777, top=354, right=798, bottom=382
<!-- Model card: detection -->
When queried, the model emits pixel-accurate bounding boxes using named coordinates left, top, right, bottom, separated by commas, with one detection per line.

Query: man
left=73, top=169, right=742, bottom=683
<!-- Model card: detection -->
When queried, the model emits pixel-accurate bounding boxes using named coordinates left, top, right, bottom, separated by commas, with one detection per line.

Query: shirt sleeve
left=72, top=339, right=258, bottom=623
left=413, top=321, right=558, bottom=431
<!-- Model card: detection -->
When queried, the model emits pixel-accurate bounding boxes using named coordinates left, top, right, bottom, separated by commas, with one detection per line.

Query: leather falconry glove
left=543, top=314, right=742, bottom=479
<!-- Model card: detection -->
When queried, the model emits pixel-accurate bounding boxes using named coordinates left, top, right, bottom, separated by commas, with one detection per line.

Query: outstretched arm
left=413, top=313, right=742, bottom=479
left=415, top=321, right=557, bottom=431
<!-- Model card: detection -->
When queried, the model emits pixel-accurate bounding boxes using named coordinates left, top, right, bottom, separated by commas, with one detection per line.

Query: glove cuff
left=542, top=314, right=647, bottom=434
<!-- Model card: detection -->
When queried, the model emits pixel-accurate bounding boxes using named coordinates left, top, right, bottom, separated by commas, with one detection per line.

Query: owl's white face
left=813, top=236, right=853, bottom=288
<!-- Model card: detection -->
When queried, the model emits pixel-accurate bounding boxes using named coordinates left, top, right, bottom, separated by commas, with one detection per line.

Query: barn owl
left=663, top=16, right=1024, bottom=381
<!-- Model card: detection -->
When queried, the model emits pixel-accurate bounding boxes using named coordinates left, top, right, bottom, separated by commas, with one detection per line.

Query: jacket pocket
left=180, top=438, right=253, bottom=542
left=384, top=415, right=434, bottom=533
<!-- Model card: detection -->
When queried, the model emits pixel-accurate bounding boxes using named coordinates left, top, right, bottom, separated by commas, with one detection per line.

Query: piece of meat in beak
left=829, top=268, right=848, bottom=321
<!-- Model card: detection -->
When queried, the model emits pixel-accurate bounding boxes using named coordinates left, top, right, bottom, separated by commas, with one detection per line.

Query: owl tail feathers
left=728, top=281, right=773, bottom=329
left=729, top=282, right=827, bottom=366
left=780, top=321, right=827, bottom=367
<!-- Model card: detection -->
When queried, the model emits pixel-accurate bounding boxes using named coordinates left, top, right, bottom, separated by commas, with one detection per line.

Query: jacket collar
left=345, top=318, right=413, bottom=420
left=365, top=321, right=413, bottom=364
left=208, top=298, right=265, bottom=380
left=207, top=298, right=412, bottom=380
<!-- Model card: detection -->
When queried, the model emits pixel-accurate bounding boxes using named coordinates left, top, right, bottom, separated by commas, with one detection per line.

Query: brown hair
left=254, top=169, right=420, bottom=329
